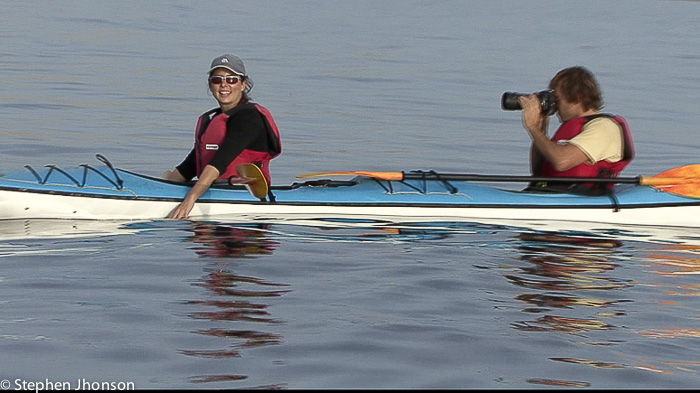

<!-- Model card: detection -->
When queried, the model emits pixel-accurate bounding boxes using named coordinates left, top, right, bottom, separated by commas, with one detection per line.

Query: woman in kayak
left=164, top=54, right=281, bottom=219
left=519, top=66, right=634, bottom=195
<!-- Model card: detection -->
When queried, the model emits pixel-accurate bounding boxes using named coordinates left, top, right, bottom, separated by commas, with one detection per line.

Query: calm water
left=2, top=0, right=700, bottom=389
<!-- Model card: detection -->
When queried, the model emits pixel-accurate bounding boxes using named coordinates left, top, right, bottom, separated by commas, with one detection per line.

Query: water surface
left=2, top=0, right=700, bottom=389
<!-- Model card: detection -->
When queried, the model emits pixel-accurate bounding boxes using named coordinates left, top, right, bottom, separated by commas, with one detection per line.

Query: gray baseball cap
left=209, top=54, right=254, bottom=92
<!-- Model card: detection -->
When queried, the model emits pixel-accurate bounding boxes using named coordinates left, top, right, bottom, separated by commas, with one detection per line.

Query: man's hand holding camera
left=519, top=94, right=550, bottom=137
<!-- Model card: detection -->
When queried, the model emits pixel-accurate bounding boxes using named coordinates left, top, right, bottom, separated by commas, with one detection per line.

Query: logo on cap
left=221, top=58, right=229, bottom=63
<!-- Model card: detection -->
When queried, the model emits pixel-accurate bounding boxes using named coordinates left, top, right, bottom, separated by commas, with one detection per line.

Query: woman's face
left=208, top=68, right=247, bottom=111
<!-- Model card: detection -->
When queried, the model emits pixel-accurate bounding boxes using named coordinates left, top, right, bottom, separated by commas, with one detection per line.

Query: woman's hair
left=549, top=66, right=603, bottom=111
left=238, top=76, right=251, bottom=105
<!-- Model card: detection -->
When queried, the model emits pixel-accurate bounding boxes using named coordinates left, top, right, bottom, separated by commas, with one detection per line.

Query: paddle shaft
left=298, top=165, right=700, bottom=198
left=298, top=171, right=692, bottom=186
left=399, top=172, right=644, bottom=184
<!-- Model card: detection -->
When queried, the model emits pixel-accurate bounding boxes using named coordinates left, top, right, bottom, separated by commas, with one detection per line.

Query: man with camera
left=512, top=66, right=634, bottom=195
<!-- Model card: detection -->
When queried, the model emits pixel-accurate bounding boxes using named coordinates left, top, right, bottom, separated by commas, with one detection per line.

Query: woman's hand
left=168, top=197, right=197, bottom=220
left=168, top=165, right=220, bottom=219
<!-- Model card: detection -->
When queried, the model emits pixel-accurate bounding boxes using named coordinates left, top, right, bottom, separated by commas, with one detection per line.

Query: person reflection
left=190, top=223, right=279, bottom=258
left=180, top=223, right=288, bottom=387
left=506, top=232, right=629, bottom=335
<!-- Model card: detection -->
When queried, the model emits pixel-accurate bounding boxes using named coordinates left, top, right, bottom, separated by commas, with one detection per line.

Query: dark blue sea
left=2, top=0, right=700, bottom=389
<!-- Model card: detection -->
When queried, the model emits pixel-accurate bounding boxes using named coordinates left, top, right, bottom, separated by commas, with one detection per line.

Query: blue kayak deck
left=2, top=161, right=698, bottom=209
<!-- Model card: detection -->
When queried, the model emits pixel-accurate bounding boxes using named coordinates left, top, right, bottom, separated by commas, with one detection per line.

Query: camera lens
left=501, top=90, right=557, bottom=115
left=501, top=92, right=524, bottom=111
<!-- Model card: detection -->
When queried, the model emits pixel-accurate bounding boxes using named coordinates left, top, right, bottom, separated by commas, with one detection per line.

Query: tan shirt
left=560, top=117, right=623, bottom=165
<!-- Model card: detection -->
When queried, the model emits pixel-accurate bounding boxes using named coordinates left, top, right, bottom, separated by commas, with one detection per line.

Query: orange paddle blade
left=236, top=164, right=269, bottom=199
left=642, top=165, right=700, bottom=199
left=297, top=171, right=404, bottom=181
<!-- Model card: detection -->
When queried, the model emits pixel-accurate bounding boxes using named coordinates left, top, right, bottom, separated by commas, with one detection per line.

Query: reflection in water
left=172, top=222, right=700, bottom=387
left=189, top=223, right=280, bottom=258
left=507, top=232, right=630, bottom=318
left=508, top=232, right=700, bottom=385
left=526, top=378, right=590, bottom=387
left=511, top=315, right=615, bottom=334
left=173, top=220, right=496, bottom=387
left=550, top=357, right=623, bottom=369
left=189, top=375, right=248, bottom=383
left=505, top=232, right=631, bottom=387
left=507, top=233, right=629, bottom=292
left=645, top=244, right=700, bottom=277
left=632, top=243, right=700, bottom=377
left=180, top=223, right=288, bottom=387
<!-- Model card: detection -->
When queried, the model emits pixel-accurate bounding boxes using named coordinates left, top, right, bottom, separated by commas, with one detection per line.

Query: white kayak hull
left=2, top=186, right=700, bottom=229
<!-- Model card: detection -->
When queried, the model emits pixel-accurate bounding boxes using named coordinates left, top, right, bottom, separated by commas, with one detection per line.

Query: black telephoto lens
left=501, top=90, right=557, bottom=115
left=501, top=92, right=524, bottom=111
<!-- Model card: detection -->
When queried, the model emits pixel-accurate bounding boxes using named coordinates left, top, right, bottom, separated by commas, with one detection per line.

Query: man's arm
left=520, top=95, right=588, bottom=172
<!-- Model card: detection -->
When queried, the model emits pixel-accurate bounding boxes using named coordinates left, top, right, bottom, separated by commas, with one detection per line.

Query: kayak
left=1, top=155, right=700, bottom=227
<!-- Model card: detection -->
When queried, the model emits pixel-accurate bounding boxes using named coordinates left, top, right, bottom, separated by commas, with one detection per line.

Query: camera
left=501, top=90, right=557, bottom=116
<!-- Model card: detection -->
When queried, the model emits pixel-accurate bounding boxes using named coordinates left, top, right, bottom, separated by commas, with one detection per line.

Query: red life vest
left=538, top=114, right=634, bottom=190
left=195, top=103, right=281, bottom=183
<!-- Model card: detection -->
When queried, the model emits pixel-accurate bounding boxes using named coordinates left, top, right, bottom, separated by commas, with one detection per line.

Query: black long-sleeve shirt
left=176, top=105, right=272, bottom=181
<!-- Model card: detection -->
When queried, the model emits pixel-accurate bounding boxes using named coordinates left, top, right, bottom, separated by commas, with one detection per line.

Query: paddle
left=298, top=164, right=700, bottom=199
left=229, top=164, right=269, bottom=199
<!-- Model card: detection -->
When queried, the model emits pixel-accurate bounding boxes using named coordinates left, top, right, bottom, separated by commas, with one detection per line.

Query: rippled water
left=2, top=0, right=700, bottom=389
left=2, top=220, right=700, bottom=388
